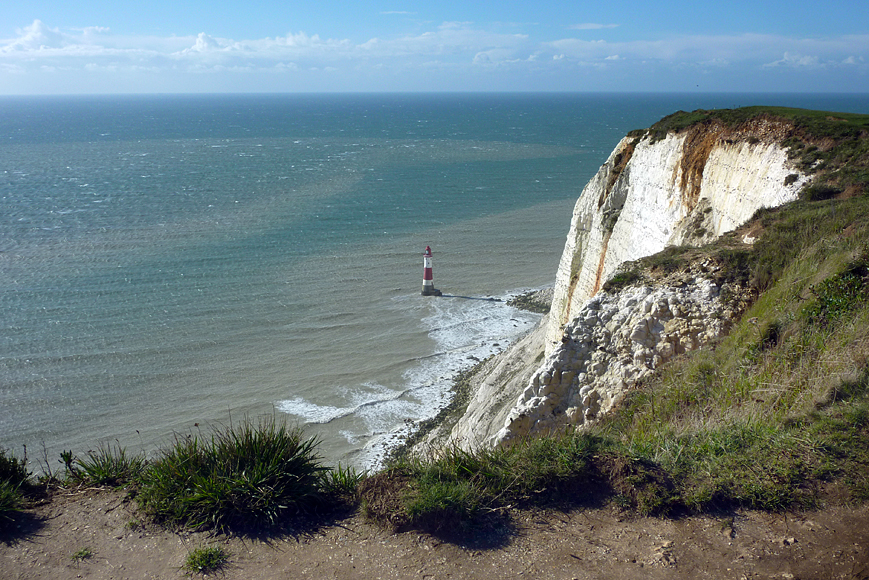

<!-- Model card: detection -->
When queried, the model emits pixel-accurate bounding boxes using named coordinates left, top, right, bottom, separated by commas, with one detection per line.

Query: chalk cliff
left=422, top=113, right=813, bottom=452
left=545, top=116, right=809, bottom=353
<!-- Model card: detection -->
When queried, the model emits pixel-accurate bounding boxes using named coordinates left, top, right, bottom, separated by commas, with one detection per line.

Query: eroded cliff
left=421, top=112, right=813, bottom=453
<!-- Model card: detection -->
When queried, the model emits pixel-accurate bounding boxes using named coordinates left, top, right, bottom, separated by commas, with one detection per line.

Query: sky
left=1, top=0, right=868, bottom=95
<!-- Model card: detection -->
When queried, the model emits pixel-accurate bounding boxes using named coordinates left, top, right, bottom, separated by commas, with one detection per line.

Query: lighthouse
left=421, top=246, right=442, bottom=296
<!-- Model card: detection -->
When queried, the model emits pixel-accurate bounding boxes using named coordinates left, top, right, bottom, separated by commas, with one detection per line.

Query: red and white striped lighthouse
left=421, top=246, right=441, bottom=296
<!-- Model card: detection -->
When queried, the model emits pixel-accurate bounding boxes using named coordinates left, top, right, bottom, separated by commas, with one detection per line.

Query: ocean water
left=2, top=93, right=867, bottom=470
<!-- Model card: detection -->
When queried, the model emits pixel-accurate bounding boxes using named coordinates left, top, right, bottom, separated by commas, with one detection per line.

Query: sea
left=2, top=92, right=868, bottom=472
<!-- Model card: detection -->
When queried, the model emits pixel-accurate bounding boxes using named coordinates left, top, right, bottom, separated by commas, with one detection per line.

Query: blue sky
left=2, top=1, right=867, bottom=94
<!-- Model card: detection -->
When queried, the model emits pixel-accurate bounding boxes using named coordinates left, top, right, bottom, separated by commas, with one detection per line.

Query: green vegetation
left=0, top=447, right=29, bottom=529
left=136, top=416, right=331, bottom=531
left=647, top=106, right=869, bottom=141
left=3, top=417, right=365, bottom=537
left=66, top=442, right=146, bottom=487
left=182, top=545, right=229, bottom=576
left=0, top=478, right=23, bottom=528
left=361, top=434, right=600, bottom=533
left=602, top=268, right=645, bottom=292
left=71, top=547, right=93, bottom=563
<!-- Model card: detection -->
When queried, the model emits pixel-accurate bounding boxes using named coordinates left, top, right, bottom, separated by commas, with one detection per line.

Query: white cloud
left=546, top=33, right=869, bottom=69
left=763, top=51, right=821, bottom=68
left=1, top=20, right=867, bottom=93
left=5, top=20, right=68, bottom=51
left=185, top=33, right=223, bottom=53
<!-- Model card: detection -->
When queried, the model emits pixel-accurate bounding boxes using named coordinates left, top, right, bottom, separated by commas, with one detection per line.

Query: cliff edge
left=421, top=109, right=819, bottom=453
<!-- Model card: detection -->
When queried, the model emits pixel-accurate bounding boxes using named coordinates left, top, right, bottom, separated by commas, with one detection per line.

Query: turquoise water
left=2, top=93, right=867, bottom=469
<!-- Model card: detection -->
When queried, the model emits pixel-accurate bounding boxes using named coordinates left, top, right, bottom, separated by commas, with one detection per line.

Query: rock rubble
left=494, top=275, right=751, bottom=445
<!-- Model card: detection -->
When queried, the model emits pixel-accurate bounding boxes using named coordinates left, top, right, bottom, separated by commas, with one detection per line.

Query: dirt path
left=2, top=489, right=868, bottom=580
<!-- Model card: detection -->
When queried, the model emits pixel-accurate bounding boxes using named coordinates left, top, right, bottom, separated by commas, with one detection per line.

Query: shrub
left=803, top=259, right=869, bottom=327
left=800, top=184, right=841, bottom=202
left=0, top=447, right=29, bottom=488
left=136, top=416, right=327, bottom=531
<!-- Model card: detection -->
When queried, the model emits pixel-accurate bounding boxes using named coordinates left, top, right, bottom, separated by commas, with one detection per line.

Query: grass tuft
left=182, top=545, right=229, bottom=576
left=318, top=463, right=366, bottom=498
left=69, top=442, right=145, bottom=487
left=361, top=433, right=602, bottom=532
left=136, top=416, right=327, bottom=532
left=71, top=547, right=93, bottom=563
left=0, top=447, right=29, bottom=529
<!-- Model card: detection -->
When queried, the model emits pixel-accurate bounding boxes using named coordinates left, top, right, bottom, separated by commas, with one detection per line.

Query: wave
left=276, top=289, right=544, bottom=470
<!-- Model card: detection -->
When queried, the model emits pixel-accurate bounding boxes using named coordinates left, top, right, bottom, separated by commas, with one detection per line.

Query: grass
left=0, top=480, right=23, bottom=528
left=362, top=433, right=602, bottom=532
left=71, top=547, right=93, bottom=563
left=135, top=416, right=330, bottom=532
left=67, top=442, right=146, bottom=487
left=183, top=545, right=229, bottom=576
left=0, top=447, right=29, bottom=529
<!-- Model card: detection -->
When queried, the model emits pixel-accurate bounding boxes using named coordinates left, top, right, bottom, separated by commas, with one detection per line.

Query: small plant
left=71, top=442, right=145, bottom=487
left=71, top=547, right=93, bottom=563
left=0, top=447, right=29, bottom=529
left=603, top=268, right=644, bottom=292
left=0, top=447, right=29, bottom=488
left=59, top=450, right=77, bottom=479
left=183, top=545, right=229, bottom=576
left=0, top=481, right=23, bottom=528
left=319, top=463, right=366, bottom=497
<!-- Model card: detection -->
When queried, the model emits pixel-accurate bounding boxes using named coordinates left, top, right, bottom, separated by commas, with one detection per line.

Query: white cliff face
left=546, top=124, right=808, bottom=353
left=425, top=119, right=811, bottom=454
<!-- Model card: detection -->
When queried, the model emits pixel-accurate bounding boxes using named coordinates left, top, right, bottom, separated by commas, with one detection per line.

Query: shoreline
left=383, top=287, right=554, bottom=465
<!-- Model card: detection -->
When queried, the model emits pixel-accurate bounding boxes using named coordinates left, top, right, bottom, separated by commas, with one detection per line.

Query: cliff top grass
left=646, top=106, right=869, bottom=137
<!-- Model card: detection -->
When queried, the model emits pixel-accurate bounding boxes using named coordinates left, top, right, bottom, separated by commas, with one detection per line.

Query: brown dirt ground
left=2, top=488, right=868, bottom=580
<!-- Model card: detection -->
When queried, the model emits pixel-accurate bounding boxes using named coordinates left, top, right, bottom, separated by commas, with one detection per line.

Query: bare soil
left=2, top=488, right=868, bottom=580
